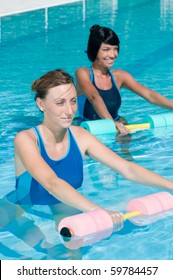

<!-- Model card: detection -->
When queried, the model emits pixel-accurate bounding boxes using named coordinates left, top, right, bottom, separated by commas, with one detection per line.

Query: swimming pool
left=1, top=0, right=173, bottom=260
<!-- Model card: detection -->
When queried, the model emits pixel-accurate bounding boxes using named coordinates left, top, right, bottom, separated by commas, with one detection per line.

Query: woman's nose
left=65, top=103, right=74, bottom=115
left=109, top=49, right=117, bottom=57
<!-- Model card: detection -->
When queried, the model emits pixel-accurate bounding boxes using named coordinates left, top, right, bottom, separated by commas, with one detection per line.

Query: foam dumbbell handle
left=123, top=210, right=141, bottom=220
left=125, top=123, right=150, bottom=132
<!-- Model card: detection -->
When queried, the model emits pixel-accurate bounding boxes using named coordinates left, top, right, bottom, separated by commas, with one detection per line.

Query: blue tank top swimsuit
left=10, top=127, right=83, bottom=206
left=77, top=67, right=121, bottom=120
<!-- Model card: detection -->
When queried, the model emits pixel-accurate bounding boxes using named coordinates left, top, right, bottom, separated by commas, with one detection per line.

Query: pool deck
left=0, top=0, right=83, bottom=17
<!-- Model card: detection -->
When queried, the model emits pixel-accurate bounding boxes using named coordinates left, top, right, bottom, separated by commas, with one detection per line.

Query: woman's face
left=96, top=43, right=119, bottom=67
left=37, top=83, right=77, bottom=128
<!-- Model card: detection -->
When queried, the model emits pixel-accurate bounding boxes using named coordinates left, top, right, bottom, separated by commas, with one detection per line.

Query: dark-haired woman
left=76, top=25, right=173, bottom=135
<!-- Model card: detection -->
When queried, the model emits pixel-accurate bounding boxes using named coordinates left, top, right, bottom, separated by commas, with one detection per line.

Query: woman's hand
left=114, top=120, right=130, bottom=135
left=105, top=209, right=124, bottom=226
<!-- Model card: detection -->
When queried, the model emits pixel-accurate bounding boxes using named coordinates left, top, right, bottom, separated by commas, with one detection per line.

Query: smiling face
left=96, top=43, right=119, bottom=68
left=36, top=83, right=77, bottom=129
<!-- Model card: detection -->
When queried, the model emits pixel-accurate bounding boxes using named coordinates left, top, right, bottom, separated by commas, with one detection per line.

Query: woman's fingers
left=115, top=121, right=130, bottom=135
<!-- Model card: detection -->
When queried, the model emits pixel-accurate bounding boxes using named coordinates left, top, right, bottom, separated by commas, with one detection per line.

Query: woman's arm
left=80, top=127, right=173, bottom=191
left=118, top=70, right=173, bottom=110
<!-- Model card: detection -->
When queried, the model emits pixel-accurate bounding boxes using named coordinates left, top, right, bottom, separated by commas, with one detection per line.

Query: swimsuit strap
left=89, top=66, right=94, bottom=82
left=33, top=126, right=42, bottom=152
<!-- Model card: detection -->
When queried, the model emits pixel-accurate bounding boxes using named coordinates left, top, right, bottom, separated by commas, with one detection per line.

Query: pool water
left=1, top=0, right=173, bottom=260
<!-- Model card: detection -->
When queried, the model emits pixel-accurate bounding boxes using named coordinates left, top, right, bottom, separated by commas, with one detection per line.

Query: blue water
left=1, top=0, right=173, bottom=260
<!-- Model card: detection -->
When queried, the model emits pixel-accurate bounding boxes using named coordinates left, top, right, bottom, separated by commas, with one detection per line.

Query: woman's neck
left=92, top=64, right=109, bottom=77
left=39, top=122, right=68, bottom=144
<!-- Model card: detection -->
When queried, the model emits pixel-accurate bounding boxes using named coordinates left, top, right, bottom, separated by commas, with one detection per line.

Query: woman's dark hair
left=32, top=69, right=74, bottom=100
left=87, top=25, right=120, bottom=62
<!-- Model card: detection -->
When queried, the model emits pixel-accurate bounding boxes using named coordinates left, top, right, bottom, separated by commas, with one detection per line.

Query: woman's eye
left=102, top=47, right=118, bottom=52
left=56, top=101, right=65, bottom=105
left=71, top=99, right=77, bottom=104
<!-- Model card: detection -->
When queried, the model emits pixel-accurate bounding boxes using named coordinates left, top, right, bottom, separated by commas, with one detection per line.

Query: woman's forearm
left=47, top=177, right=100, bottom=212
left=89, top=95, right=114, bottom=120
left=126, top=161, right=173, bottom=191
left=149, top=91, right=173, bottom=110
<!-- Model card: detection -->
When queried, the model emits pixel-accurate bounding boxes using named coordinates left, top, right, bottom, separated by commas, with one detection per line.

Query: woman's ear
left=36, top=97, right=45, bottom=112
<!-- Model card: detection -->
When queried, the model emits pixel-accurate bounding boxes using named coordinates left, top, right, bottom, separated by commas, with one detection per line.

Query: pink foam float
left=58, top=192, right=173, bottom=249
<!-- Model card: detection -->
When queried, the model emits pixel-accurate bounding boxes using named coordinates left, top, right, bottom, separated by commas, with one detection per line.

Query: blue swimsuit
left=12, top=127, right=83, bottom=205
left=78, top=67, right=121, bottom=120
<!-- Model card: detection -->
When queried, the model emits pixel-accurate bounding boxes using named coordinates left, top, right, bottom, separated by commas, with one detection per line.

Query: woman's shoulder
left=69, top=125, right=98, bottom=154
left=75, top=67, right=90, bottom=76
left=111, top=69, right=127, bottom=76
left=111, top=69, right=131, bottom=85
left=70, top=125, right=87, bottom=135
left=70, top=125, right=94, bottom=141
left=14, top=128, right=36, bottom=145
